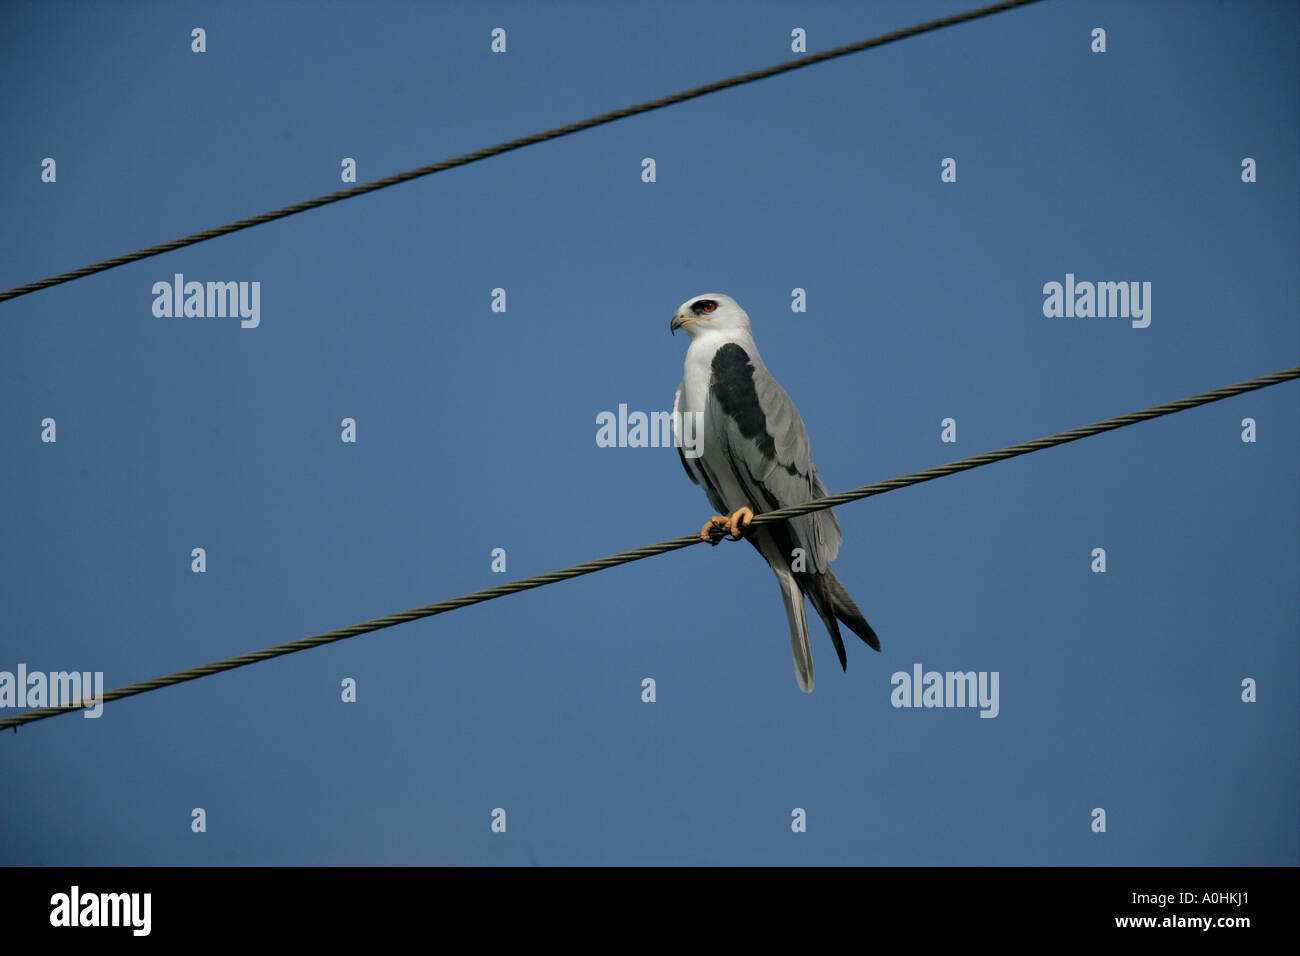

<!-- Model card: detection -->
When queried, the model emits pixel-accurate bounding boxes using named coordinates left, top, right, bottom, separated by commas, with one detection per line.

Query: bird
left=670, top=293, right=880, bottom=692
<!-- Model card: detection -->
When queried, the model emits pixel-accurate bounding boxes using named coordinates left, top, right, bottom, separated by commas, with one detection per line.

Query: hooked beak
left=670, top=312, right=693, bottom=335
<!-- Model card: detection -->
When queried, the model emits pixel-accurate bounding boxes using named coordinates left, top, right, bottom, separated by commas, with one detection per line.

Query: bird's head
left=670, top=293, right=751, bottom=338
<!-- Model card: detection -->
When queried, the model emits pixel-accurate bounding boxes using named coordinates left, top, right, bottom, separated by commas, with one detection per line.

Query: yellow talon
left=725, top=506, right=754, bottom=538
left=699, top=508, right=754, bottom=542
left=700, top=516, right=729, bottom=541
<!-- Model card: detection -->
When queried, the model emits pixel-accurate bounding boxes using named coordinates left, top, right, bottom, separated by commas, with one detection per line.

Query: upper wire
left=0, top=0, right=1046, bottom=303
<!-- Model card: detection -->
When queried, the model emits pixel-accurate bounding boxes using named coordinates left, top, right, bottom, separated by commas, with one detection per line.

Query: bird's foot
left=700, top=517, right=728, bottom=543
left=724, top=506, right=754, bottom=538
left=699, top=507, right=754, bottom=544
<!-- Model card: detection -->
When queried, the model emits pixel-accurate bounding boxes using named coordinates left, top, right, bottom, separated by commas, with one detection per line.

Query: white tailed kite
left=671, top=293, right=880, bottom=692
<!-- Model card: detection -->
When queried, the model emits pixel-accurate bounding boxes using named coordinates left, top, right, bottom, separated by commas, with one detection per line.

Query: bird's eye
left=696, top=300, right=718, bottom=315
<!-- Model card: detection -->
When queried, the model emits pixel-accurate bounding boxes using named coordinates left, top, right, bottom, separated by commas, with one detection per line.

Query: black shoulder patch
left=710, top=343, right=777, bottom=462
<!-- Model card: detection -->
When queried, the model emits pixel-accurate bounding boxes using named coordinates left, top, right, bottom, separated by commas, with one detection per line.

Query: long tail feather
left=806, top=582, right=849, bottom=671
left=822, top=570, right=881, bottom=652
left=772, top=566, right=815, bottom=693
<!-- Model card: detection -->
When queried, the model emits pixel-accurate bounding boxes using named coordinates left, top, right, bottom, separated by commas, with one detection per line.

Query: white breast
left=675, top=331, right=761, bottom=513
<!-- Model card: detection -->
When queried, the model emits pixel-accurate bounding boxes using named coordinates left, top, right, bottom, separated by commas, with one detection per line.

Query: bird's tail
left=772, top=565, right=815, bottom=693
left=807, top=570, right=881, bottom=672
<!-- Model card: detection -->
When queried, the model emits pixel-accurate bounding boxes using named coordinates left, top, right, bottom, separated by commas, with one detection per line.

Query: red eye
left=700, top=301, right=717, bottom=313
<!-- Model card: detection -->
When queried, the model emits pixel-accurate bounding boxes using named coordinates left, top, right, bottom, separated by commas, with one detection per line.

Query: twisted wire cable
left=0, top=0, right=1045, bottom=303
left=4, top=363, right=1294, bottom=732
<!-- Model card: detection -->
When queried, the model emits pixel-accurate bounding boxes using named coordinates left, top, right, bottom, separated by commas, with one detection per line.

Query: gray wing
left=705, top=342, right=841, bottom=572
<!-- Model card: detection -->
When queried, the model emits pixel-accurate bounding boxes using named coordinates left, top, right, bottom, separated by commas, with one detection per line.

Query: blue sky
left=1, top=0, right=1296, bottom=866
